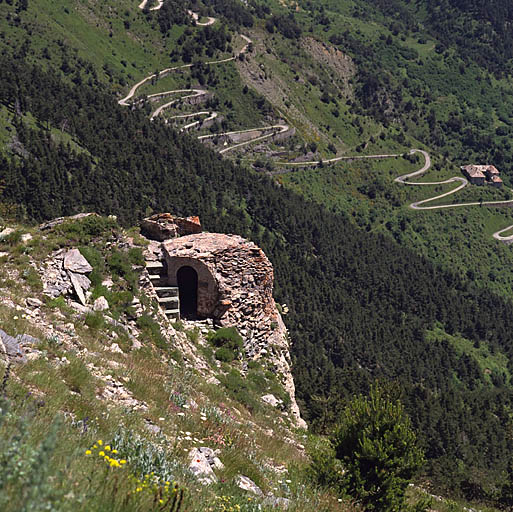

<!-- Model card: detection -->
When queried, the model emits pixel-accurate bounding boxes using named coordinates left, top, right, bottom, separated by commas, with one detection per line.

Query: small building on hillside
left=461, top=165, right=486, bottom=185
left=490, top=175, right=503, bottom=188
left=484, top=165, right=500, bottom=180
left=461, top=164, right=503, bottom=187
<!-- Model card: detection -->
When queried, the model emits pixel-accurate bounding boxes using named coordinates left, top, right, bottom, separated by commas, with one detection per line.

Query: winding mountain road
left=138, top=0, right=164, bottom=11
left=187, top=10, right=216, bottom=26
left=126, top=2, right=513, bottom=242
left=119, top=8, right=290, bottom=152
left=396, top=149, right=513, bottom=241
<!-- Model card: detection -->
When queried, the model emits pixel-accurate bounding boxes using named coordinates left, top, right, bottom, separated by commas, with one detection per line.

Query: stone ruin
left=142, top=214, right=306, bottom=428
left=141, top=213, right=202, bottom=241
left=163, top=233, right=280, bottom=348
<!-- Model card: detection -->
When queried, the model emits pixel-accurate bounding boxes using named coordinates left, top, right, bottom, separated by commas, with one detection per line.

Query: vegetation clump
left=208, top=327, right=243, bottom=363
left=311, top=384, right=426, bottom=511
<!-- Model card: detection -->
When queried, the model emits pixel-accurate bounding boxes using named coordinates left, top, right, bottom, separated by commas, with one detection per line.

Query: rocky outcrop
left=41, top=248, right=92, bottom=305
left=39, top=213, right=99, bottom=231
left=141, top=214, right=202, bottom=241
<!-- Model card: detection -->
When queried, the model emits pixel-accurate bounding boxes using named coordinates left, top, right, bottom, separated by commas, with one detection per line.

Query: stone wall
left=141, top=214, right=202, bottom=241
left=162, top=233, right=306, bottom=428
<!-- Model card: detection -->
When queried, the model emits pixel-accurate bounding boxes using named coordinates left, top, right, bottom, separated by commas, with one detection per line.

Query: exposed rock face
left=41, top=248, right=92, bottom=305
left=162, top=232, right=306, bottom=428
left=39, top=212, right=99, bottom=231
left=141, top=214, right=202, bottom=241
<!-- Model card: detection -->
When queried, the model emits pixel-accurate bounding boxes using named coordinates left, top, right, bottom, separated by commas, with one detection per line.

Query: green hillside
left=4, top=0, right=513, bottom=507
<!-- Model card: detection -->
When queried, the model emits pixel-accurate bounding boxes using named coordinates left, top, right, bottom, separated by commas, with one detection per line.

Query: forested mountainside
left=4, top=51, right=513, bottom=502
left=4, top=0, right=513, bottom=506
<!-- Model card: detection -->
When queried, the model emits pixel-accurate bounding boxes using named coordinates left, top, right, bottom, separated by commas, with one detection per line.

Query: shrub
left=208, top=327, right=243, bottom=354
left=218, top=369, right=260, bottom=411
left=85, top=312, right=105, bottom=330
left=136, top=314, right=167, bottom=349
left=22, top=267, right=42, bottom=291
left=186, top=327, right=200, bottom=344
left=328, top=384, right=425, bottom=511
left=54, top=215, right=117, bottom=243
left=60, top=356, right=94, bottom=395
left=215, top=347, right=236, bottom=362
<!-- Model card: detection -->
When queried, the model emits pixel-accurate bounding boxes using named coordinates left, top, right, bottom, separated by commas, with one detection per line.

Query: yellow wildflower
left=99, top=451, right=105, bottom=457
left=97, top=440, right=103, bottom=446
left=136, top=487, right=142, bottom=492
left=120, top=460, right=127, bottom=465
left=85, top=450, right=92, bottom=455
left=111, top=449, right=118, bottom=454
left=105, top=445, right=111, bottom=451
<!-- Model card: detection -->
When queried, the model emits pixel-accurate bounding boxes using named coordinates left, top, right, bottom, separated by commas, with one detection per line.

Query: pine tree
left=331, top=384, right=426, bottom=511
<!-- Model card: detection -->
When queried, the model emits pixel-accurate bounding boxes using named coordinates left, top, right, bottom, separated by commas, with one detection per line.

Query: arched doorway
left=177, top=266, right=198, bottom=319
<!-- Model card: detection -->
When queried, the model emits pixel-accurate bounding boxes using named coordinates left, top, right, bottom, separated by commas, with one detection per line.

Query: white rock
left=206, top=376, right=220, bottom=386
left=188, top=448, right=217, bottom=485
left=236, top=475, right=263, bottom=496
left=101, top=278, right=114, bottom=289
left=211, top=457, right=224, bottom=470
left=26, top=297, right=43, bottom=308
left=263, top=496, right=290, bottom=510
left=0, top=252, right=8, bottom=258
left=0, top=227, right=14, bottom=238
left=261, top=394, right=281, bottom=407
left=68, top=271, right=91, bottom=291
left=63, top=249, right=93, bottom=274
left=93, top=296, right=109, bottom=312
left=108, top=343, right=124, bottom=354
left=132, top=339, right=142, bottom=350
left=25, top=352, right=41, bottom=362
left=20, top=233, right=32, bottom=243
left=68, top=272, right=87, bottom=306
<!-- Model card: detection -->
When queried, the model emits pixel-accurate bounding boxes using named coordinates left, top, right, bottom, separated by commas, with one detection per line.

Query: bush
left=54, top=215, right=117, bottom=243
left=85, top=312, right=105, bottom=330
left=218, top=369, right=259, bottom=411
left=215, top=347, right=236, bottom=362
left=208, top=327, right=243, bottom=355
left=136, top=314, right=167, bottom=349
left=327, top=384, right=425, bottom=511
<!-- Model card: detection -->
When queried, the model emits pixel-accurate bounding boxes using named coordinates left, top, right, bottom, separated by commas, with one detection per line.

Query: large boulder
left=188, top=448, right=217, bottom=485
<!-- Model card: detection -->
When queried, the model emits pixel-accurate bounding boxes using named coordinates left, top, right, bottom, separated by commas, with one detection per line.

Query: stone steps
left=145, top=259, right=180, bottom=321
left=164, top=308, right=180, bottom=320
left=146, top=261, right=166, bottom=275
left=154, top=286, right=179, bottom=298
left=157, top=296, right=179, bottom=307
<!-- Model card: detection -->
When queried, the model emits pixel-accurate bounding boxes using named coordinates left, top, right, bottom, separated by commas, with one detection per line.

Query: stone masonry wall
left=162, top=232, right=306, bottom=428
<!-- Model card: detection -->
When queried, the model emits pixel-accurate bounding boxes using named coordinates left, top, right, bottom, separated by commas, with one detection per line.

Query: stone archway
left=177, top=266, right=198, bottom=319
left=165, top=256, right=218, bottom=318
